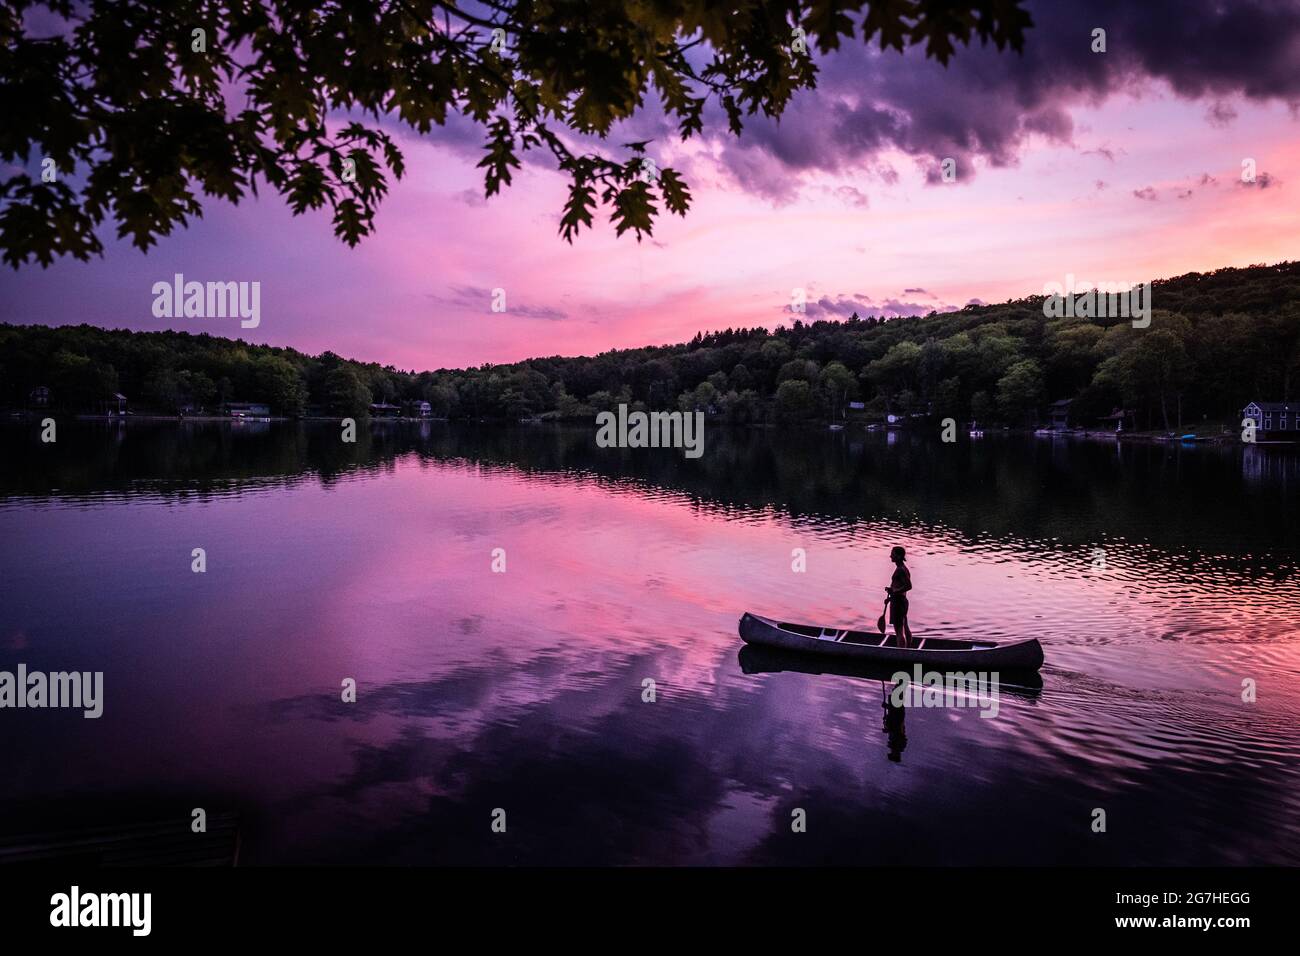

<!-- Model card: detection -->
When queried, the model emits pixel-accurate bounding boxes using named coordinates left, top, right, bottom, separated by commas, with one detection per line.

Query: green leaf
left=658, top=168, right=692, bottom=218
left=611, top=180, right=657, bottom=240
left=477, top=117, right=520, bottom=198
left=559, top=181, right=596, bottom=243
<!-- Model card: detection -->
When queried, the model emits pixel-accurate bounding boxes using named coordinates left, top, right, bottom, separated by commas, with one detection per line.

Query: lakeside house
left=1098, top=408, right=1136, bottom=433
left=1242, top=401, right=1298, bottom=437
left=1048, top=399, right=1072, bottom=431
left=29, top=386, right=50, bottom=408
left=97, top=393, right=128, bottom=415
left=224, top=401, right=270, bottom=418
left=368, top=402, right=401, bottom=418
left=402, top=400, right=432, bottom=418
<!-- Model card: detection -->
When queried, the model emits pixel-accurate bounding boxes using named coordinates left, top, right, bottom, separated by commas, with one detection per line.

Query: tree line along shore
left=2, top=263, right=1297, bottom=434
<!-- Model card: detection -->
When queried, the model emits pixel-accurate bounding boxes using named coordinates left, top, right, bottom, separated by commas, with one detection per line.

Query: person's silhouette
left=886, top=546, right=913, bottom=648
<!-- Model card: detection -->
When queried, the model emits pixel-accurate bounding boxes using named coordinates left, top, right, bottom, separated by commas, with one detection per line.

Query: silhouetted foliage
left=0, top=0, right=1031, bottom=266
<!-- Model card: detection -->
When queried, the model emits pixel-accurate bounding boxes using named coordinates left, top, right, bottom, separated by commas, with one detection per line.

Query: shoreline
left=3, top=411, right=1294, bottom=445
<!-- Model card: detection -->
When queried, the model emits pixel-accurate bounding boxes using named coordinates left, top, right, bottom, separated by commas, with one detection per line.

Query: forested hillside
left=3, top=262, right=1298, bottom=428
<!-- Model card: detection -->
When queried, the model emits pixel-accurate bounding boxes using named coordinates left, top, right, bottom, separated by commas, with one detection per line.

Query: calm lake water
left=1, top=420, right=1297, bottom=865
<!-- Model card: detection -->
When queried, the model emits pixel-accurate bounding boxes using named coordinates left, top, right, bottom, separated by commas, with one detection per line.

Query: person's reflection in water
left=881, top=679, right=908, bottom=762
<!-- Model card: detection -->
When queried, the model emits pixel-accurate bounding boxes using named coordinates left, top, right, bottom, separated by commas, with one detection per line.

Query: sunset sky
left=3, top=0, right=1298, bottom=370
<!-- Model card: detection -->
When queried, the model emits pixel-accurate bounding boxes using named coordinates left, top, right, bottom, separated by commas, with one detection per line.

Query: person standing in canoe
left=884, top=546, right=914, bottom=648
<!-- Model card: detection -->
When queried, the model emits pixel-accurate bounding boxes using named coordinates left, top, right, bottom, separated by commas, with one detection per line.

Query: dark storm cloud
left=707, top=0, right=1300, bottom=194
left=399, top=0, right=1298, bottom=209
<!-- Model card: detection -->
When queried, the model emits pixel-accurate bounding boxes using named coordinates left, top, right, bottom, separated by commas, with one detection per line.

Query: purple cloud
left=1239, top=172, right=1280, bottom=189
left=791, top=294, right=874, bottom=320
left=429, top=286, right=568, bottom=321
left=454, top=189, right=487, bottom=208
left=1206, top=101, right=1239, bottom=127
left=832, top=185, right=870, bottom=208
left=703, top=0, right=1300, bottom=199
left=784, top=290, right=960, bottom=320
left=877, top=299, right=946, bottom=318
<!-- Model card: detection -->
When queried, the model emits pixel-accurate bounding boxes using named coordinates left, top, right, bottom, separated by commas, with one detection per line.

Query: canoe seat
left=840, top=631, right=881, bottom=646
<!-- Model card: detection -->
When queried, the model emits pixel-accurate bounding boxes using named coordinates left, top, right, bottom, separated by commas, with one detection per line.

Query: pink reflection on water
left=2, top=449, right=1298, bottom=863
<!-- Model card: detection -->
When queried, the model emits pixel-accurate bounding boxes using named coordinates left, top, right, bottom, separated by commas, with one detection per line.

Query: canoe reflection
left=737, top=644, right=1044, bottom=764
left=737, top=643, right=1044, bottom=695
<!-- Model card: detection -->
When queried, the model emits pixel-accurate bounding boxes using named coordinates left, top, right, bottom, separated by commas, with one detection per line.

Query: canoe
left=738, top=612, right=1045, bottom=671
left=737, top=643, right=1044, bottom=693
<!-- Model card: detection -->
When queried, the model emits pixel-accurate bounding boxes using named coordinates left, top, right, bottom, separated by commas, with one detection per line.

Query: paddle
left=876, top=591, right=891, bottom=634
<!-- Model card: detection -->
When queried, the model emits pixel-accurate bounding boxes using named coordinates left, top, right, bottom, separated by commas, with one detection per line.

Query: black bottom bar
left=0, top=867, right=1290, bottom=941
